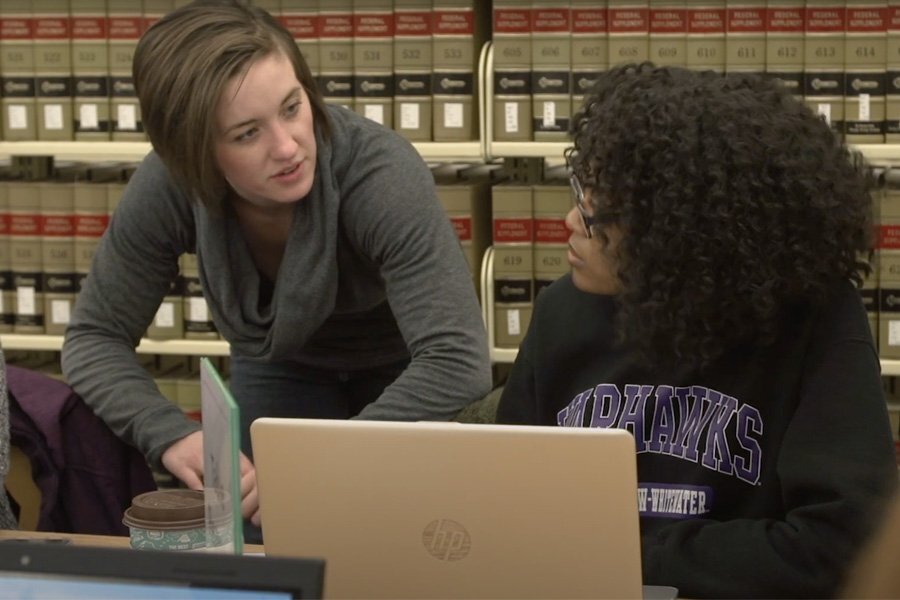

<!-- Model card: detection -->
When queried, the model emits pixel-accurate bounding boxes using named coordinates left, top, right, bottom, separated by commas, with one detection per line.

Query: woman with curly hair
left=496, top=63, right=898, bottom=598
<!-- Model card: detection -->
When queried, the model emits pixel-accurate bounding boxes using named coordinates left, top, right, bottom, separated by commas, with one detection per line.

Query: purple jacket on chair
left=7, top=365, right=157, bottom=535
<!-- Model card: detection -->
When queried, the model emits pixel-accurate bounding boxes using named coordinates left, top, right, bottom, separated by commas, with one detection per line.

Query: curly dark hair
left=566, top=62, right=874, bottom=369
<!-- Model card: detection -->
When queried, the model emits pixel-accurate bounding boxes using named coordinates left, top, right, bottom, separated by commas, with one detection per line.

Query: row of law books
left=493, top=0, right=900, bottom=144
left=0, top=155, right=504, bottom=341
left=0, top=158, right=223, bottom=342
left=0, top=0, right=487, bottom=143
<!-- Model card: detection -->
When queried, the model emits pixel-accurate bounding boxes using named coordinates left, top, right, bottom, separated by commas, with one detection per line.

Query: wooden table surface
left=0, top=528, right=265, bottom=553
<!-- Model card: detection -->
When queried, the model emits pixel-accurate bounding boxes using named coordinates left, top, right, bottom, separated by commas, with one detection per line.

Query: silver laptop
left=251, top=418, right=643, bottom=599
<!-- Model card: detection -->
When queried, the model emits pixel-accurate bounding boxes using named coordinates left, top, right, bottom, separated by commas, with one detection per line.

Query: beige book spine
left=492, top=185, right=534, bottom=349
left=72, top=0, right=111, bottom=140
left=570, top=0, right=608, bottom=111
left=39, top=176, right=77, bottom=335
left=33, top=0, right=72, bottom=141
left=532, top=182, right=570, bottom=298
left=607, top=0, right=650, bottom=67
left=352, top=0, right=394, bottom=128
left=108, top=0, right=143, bottom=140
left=532, top=0, right=572, bottom=141
left=393, top=0, right=433, bottom=141
left=9, top=179, right=43, bottom=333
left=318, top=0, right=354, bottom=109
left=887, top=0, right=900, bottom=141
left=0, top=168, right=13, bottom=331
left=765, top=0, right=805, bottom=98
left=493, top=0, right=533, bottom=141
left=432, top=0, right=482, bottom=141
left=181, top=252, right=218, bottom=340
left=844, top=0, right=887, bottom=144
left=685, top=0, right=726, bottom=71
left=280, top=0, right=321, bottom=76
left=803, top=0, right=846, bottom=136
left=650, top=0, right=688, bottom=66
left=880, top=170, right=900, bottom=357
left=725, top=0, right=766, bottom=74
left=1, top=0, right=38, bottom=141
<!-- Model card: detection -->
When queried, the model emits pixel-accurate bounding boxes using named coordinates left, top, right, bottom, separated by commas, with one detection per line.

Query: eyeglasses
left=570, top=172, right=597, bottom=238
left=569, top=172, right=621, bottom=239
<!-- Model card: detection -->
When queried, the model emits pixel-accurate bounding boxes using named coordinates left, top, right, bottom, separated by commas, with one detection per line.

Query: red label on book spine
left=353, top=13, right=394, bottom=37
left=533, top=9, right=570, bottom=33
left=493, top=218, right=534, bottom=243
left=880, top=225, right=900, bottom=249
left=34, top=17, right=71, bottom=40
left=609, top=9, right=650, bottom=33
left=280, top=15, right=320, bottom=37
left=846, top=7, right=887, bottom=32
left=650, top=9, right=687, bottom=33
left=41, top=215, right=75, bottom=237
left=891, top=6, right=900, bottom=30
left=0, top=17, right=34, bottom=39
left=450, top=216, right=472, bottom=241
left=534, top=219, right=568, bottom=243
left=10, top=215, right=41, bottom=236
left=72, top=17, right=107, bottom=40
left=433, top=10, right=474, bottom=35
left=727, top=8, right=765, bottom=32
left=108, top=17, right=142, bottom=40
left=572, top=8, right=608, bottom=33
left=74, top=215, right=110, bottom=237
left=687, top=9, right=726, bottom=33
left=493, top=9, right=532, bottom=34
left=766, top=7, right=804, bottom=33
left=804, top=8, right=846, bottom=33
left=394, top=12, right=433, bottom=36
left=320, top=15, right=353, bottom=37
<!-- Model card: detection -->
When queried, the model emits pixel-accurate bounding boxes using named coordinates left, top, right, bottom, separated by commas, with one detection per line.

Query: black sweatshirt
left=498, top=274, right=898, bottom=598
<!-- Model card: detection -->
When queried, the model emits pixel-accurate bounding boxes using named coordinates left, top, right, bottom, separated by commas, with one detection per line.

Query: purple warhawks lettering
left=557, top=383, right=763, bottom=485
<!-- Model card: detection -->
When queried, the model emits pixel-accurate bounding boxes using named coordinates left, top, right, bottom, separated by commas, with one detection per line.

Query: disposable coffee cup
left=123, top=489, right=207, bottom=551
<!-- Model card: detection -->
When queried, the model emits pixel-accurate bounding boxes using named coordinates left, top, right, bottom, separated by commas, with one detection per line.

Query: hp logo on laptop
left=422, top=519, right=471, bottom=561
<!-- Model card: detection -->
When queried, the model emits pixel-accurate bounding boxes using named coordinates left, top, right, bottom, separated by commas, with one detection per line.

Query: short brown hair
left=133, top=0, right=330, bottom=211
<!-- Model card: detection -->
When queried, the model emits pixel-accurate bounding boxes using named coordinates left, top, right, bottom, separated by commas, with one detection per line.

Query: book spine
left=888, top=0, right=900, bottom=140
left=685, top=0, right=727, bottom=71
left=318, top=0, right=354, bottom=109
left=492, top=1, right=533, bottom=141
left=73, top=179, right=109, bottom=295
left=141, top=0, right=174, bottom=30
left=765, top=0, right=805, bottom=97
left=570, top=1, right=608, bottom=110
left=531, top=0, right=572, bottom=141
left=532, top=182, right=570, bottom=298
left=392, top=0, right=433, bottom=141
left=650, top=0, right=688, bottom=66
left=72, top=0, right=110, bottom=140
left=39, top=179, right=76, bottom=335
left=0, top=0, right=37, bottom=141
left=34, top=0, right=72, bottom=140
left=280, top=0, right=321, bottom=77
left=352, top=0, right=394, bottom=128
left=9, top=179, right=44, bottom=333
left=491, top=184, right=534, bottom=349
left=146, top=258, right=185, bottom=340
left=608, top=0, right=650, bottom=67
left=803, top=0, right=846, bottom=136
left=844, top=0, right=887, bottom=144
left=879, top=168, right=900, bottom=357
left=437, top=182, right=478, bottom=288
left=181, top=252, right=218, bottom=340
left=726, top=0, right=767, bottom=74
left=0, top=173, right=12, bottom=331
left=432, top=0, right=479, bottom=141
left=108, top=0, right=143, bottom=140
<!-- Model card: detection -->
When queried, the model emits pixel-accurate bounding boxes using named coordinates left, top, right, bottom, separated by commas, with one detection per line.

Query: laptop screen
left=0, top=541, right=324, bottom=599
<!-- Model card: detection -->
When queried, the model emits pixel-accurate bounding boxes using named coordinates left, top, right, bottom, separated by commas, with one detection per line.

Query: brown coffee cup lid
left=126, top=489, right=205, bottom=523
